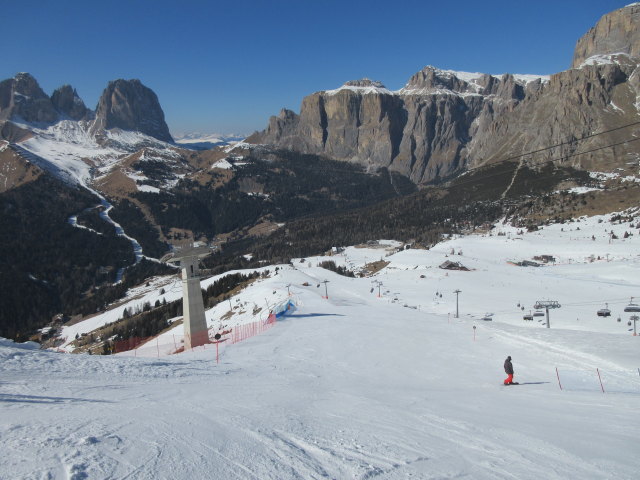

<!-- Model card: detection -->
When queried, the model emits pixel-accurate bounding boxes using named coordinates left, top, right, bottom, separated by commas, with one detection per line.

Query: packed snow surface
left=2, top=212, right=640, bottom=479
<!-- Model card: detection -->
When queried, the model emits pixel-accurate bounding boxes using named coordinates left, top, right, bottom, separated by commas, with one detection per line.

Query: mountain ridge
left=0, top=74, right=173, bottom=145
left=248, top=3, right=640, bottom=184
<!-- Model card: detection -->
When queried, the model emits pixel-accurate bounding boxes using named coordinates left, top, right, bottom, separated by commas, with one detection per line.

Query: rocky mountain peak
left=91, top=79, right=173, bottom=143
left=401, top=66, right=475, bottom=94
left=278, top=108, right=297, bottom=120
left=0, top=72, right=59, bottom=123
left=12, top=72, right=47, bottom=97
left=343, top=79, right=386, bottom=88
left=324, top=78, right=392, bottom=96
left=572, top=3, right=640, bottom=68
left=51, top=85, right=89, bottom=121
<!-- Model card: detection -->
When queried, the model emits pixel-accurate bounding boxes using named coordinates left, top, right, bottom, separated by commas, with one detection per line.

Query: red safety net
left=113, top=312, right=279, bottom=357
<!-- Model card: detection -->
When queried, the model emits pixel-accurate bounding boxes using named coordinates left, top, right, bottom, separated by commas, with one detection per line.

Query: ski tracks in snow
left=0, top=419, right=130, bottom=480
left=242, top=408, right=615, bottom=479
left=489, top=326, right=628, bottom=372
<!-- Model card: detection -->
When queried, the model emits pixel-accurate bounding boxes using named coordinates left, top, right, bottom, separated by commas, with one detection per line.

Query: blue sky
left=0, top=0, right=629, bottom=135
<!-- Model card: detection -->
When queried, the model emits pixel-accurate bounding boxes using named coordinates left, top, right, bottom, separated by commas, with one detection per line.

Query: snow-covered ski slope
left=2, top=211, right=640, bottom=479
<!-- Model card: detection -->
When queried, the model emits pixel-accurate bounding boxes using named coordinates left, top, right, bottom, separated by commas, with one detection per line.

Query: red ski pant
left=504, top=374, right=514, bottom=385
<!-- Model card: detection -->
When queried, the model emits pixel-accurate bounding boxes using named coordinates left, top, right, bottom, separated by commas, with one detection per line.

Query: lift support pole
left=534, top=300, right=561, bottom=328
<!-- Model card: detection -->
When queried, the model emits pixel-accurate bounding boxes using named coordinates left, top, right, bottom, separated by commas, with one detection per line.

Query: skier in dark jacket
left=504, top=356, right=515, bottom=385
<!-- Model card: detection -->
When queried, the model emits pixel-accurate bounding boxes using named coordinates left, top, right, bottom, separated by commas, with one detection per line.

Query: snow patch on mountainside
left=325, top=84, right=395, bottom=96
left=212, top=158, right=234, bottom=169
left=14, top=120, right=176, bottom=187
left=425, top=69, right=550, bottom=86
left=578, top=52, right=635, bottom=68
left=137, top=184, right=160, bottom=193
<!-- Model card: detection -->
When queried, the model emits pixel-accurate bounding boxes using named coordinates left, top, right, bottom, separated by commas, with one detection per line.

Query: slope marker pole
left=597, top=368, right=605, bottom=393
left=556, top=367, right=563, bottom=390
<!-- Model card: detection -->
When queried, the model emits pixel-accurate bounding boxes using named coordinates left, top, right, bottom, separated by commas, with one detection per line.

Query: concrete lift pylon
left=166, top=246, right=211, bottom=350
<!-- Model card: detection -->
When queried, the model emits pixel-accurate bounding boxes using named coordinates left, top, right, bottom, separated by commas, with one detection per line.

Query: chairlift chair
left=597, top=303, right=611, bottom=317
left=533, top=310, right=545, bottom=317
left=624, top=297, right=640, bottom=313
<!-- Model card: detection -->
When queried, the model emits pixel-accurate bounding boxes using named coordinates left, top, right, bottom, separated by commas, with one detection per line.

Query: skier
left=504, top=356, right=515, bottom=385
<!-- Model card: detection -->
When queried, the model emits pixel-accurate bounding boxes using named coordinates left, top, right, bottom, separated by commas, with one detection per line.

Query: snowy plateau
left=1, top=210, right=640, bottom=479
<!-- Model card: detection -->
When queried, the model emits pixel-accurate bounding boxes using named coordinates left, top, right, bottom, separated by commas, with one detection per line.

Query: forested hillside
left=131, top=150, right=416, bottom=241
left=0, top=177, right=135, bottom=339
left=211, top=162, right=594, bottom=265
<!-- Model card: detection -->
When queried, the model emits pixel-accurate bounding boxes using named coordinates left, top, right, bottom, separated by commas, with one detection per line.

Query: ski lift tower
left=454, top=289, right=462, bottom=318
left=534, top=300, right=561, bottom=329
left=166, top=246, right=212, bottom=350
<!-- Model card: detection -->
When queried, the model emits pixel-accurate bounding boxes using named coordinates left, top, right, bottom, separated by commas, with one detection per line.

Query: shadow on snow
left=0, top=393, right=113, bottom=404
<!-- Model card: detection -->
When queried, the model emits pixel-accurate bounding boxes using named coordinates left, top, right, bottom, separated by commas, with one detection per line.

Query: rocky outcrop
left=252, top=5, right=640, bottom=184
left=51, top=85, right=89, bottom=121
left=0, top=73, right=59, bottom=124
left=91, top=79, right=173, bottom=143
left=572, top=3, right=640, bottom=67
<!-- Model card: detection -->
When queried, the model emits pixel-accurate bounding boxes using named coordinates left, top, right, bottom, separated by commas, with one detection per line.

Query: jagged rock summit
left=90, top=79, right=173, bottom=143
left=51, top=85, right=90, bottom=121
left=0, top=73, right=173, bottom=144
left=572, top=3, right=640, bottom=68
left=250, top=4, right=640, bottom=184
left=0, top=73, right=59, bottom=124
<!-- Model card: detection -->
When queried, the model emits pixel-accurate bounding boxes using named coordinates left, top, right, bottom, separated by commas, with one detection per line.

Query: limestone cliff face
left=572, top=3, right=640, bottom=68
left=91, top=79, right=173, bottom=143
left=251, top=70, right=547, bottom=183
left=252, top=5, right=640, bottom=184
left=470, top=62, right=638, bottom=172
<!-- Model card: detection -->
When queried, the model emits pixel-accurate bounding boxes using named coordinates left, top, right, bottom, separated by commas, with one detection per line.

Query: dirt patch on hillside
left=0, top=146, right=42, bottom=192
left=361, top=260, right=390, bottom=276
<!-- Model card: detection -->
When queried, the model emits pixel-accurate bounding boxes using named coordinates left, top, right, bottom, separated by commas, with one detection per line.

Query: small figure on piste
left=503, top=356, right=518, bottom=385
